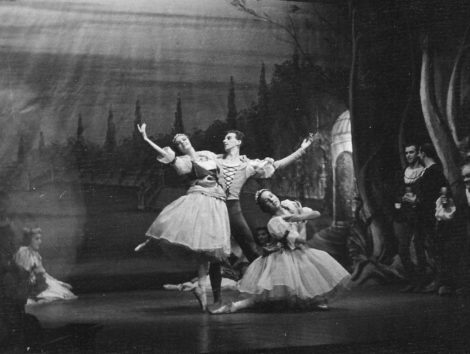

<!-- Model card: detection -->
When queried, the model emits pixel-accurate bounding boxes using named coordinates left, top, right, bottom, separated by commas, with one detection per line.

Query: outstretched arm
left=137, top=123, right=167, bottom=157
left=273, top=133, right=315, bottom=170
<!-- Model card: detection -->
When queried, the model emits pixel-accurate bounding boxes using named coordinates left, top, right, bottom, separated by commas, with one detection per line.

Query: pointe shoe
left=315, top=303, right=329, bottom=311
left=193, top=286, right=207, bottom=311
left=134, top=239, right=150, bottom=252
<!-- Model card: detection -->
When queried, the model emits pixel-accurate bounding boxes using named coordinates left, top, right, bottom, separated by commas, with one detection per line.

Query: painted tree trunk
left=420, top=43, right=467, bottom=207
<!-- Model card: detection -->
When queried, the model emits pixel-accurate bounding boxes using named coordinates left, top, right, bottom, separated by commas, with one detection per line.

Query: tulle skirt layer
left=146, top=191, right=231, bottom=262
left=239, top=247, right=350, bottom=304
left=28, top=273, right=78, bottom=304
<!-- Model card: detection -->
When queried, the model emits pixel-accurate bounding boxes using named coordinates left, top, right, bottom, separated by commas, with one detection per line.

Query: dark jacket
left=416, top=163, right=448, bottom=222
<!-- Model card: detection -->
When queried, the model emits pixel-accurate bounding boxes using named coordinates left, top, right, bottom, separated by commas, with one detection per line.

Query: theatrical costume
left=217, top=151, right=305, bottom=262
left=416, top=163, right=453, bottom=291
left=392, top=165, right=425, bottom=283
left=14, top=246, right=77, bottom=304
left=239, top=200, right=350, bottom=305
left=146, top=148, right=231, bottom=262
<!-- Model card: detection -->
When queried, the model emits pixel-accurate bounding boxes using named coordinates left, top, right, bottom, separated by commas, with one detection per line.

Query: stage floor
left=26, top=285, right=470, bottom=353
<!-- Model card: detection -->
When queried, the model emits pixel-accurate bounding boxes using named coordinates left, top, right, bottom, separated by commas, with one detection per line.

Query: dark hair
left=404, top=143, right=418, bottom=151
left=170, top=133, right=192, bottom=154
left=419, top=142, right=437, bottom=160
left=256, top=191, right=277, bottom=214
left=254, top=226, right=270, bottom=245
left=22, top=227, right=41, bottom=245
left=226, top=130, right=245, bottom=145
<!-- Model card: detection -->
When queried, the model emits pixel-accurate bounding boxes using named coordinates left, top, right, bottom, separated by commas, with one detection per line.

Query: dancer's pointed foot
left=193, top=286, right=207, bottom=311
left=134, top=239, right=150, bottom=252
left=207, top=300, right=223, bottom=313
left=313, top=297, right=329, bottom=311
left=315, top=303, right=329, bottom=311
left=209, top=303, right=232, bottom=315
left=163, top=284, right=183, bottom=291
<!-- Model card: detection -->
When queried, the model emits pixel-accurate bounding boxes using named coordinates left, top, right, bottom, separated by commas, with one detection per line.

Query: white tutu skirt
left=29, top=273, right=78, bottom=305
left=239, top=247, right=350, bottom=304
left=146, top=191, right=231, bottom=262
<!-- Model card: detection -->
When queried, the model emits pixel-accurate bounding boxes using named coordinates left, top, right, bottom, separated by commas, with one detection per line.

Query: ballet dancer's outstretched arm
left=137, top=123, right=168, bottom=157
left=273, top=133, right=315, bottom=170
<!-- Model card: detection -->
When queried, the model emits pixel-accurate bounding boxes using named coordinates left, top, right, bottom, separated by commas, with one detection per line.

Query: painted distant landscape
left=0, top=0, right=351, bottom=289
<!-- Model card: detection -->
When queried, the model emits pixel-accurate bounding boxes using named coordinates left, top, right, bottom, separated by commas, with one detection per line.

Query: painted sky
left=0, top=0, right=338, bottom=161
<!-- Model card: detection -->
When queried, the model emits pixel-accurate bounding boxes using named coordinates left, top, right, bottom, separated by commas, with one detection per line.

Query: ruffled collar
left=404, top=165, right=424, bottom=184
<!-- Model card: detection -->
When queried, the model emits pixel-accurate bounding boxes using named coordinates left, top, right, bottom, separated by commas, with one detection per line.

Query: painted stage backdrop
left=0, top=0, right=357, bottom=290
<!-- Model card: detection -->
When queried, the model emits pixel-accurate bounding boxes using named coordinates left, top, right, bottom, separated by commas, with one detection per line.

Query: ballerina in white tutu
left=135, top=123, right=231, bottom=311
left=14, top=228, right=77, bottom=305
left=211, top=189, right=350, bottom=314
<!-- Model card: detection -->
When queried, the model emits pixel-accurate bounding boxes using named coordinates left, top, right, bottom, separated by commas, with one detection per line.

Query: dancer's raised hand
left=136, top=123, right=167, bottom=156
left=137, top=123, right=148, bottom=140
left=300, top=133, right=314, bottom=149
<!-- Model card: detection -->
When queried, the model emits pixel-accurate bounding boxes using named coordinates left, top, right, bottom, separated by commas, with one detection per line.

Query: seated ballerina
left=211, top=189, right=350, bottom=314
left=14, top=228, right=77, bottom=305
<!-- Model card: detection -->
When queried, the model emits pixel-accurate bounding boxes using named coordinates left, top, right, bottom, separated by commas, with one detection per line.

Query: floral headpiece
left=23, top=227, right=42, bottom=237
left=255, top=189, right=270, bottom=204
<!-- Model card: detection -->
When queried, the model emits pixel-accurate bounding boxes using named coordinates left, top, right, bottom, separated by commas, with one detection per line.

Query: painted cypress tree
left=292, top=47, right=300, bottom=70
left=172, top=93, right=184, bottom=134
left=255, top=63, right=271, bottom=156
left=77, top=113, right=84, bottom=143
left=104, top=108, right=116, bottom=152
left=133, top=99, right=142, bottom=144
left=17, top=135, right=25, bottom=163
left=258, top=62, right=268, bottom=116
left=38, top=131, right=45, bottom=155
left=227, top=76, right=237, bottom=129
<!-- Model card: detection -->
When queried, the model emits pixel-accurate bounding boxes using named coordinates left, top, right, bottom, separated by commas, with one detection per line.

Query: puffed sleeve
left=157, top=147, right=192, bottom=176
left=267, top=217, right=287, bottom=239
left=172, top=156, right=193, bottom=175
left=267, top=217, right=299, bottom=250
left=246, top=157, right=276, bottom=178
left=14, top=247, right=36, bottom=272
left=301, top=206, right=314, bottom=215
